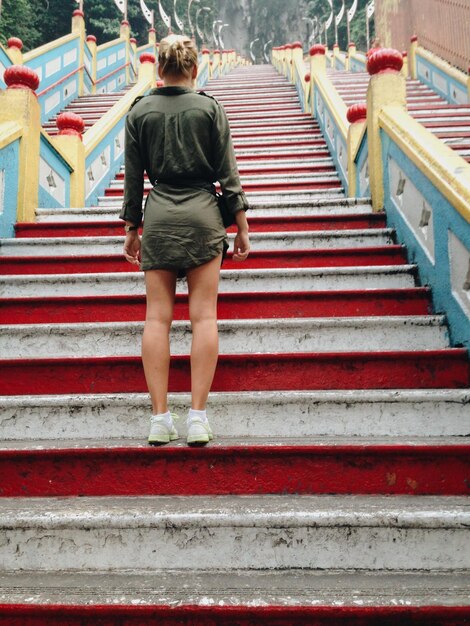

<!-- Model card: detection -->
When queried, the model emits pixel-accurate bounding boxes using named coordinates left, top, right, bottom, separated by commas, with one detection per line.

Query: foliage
left=0, top=0, right=42, bottom=50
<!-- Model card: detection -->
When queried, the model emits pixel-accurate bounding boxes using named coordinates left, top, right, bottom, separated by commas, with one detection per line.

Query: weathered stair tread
left=2, top=390, right=469, bottom=440
left=0, top=316, right=449, bottom=358
left=1, top=569, right=469, bottom=607
left=2, top=494, right=469, bottom=528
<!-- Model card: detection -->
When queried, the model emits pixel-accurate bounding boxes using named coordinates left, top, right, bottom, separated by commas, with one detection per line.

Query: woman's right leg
left=142, top=269, right=177, bottom=414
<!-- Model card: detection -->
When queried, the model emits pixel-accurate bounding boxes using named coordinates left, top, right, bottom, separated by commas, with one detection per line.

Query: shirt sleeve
left=212, top=102, right=249, bottom=216
left=119, top=112, right=144, bottom=226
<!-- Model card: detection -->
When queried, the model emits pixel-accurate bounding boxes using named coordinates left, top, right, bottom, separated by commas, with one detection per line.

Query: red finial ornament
left=305, top=73, right=311, bottom=82
left=4, top=65, right=39, bottom=92
left=310, top=44, right=326, bottom=56
left=285, top=43, right=293, bottom=50
left=156, top=80, right=164, bottom=87
left=347, top=103, right=367, bottom=124
left=7, top=37, right=23, bottom=50
left=72, top=9, right=84, bottom=17
left=292, top=41, right=302, bottom=49
left=121, top=20, right=130, bottom=26
left=57, top=112, right=85, bottom=139
left=410, top=35, right=418, bottom=43
left=213, top=49, right=220, bottom=54
left=348, top=42, right=356, bottom=48
left=367, top=48, right=403, bottom=75
left=140, top=53, right=156, bottom=64
left=130, top=37, right=137, bottom=45
left=86, top=35, right=97, bottom=43
left=201, top=48, right=210, bottom=55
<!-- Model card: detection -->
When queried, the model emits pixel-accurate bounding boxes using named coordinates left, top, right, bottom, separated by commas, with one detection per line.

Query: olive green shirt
left=119, top=86, right=248, bottom=226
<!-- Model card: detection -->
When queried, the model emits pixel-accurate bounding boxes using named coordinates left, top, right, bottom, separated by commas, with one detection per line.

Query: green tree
left=0, top=0, right=42, bottom=50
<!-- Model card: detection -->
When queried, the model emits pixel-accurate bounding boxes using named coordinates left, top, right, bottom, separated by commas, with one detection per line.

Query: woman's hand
left=233, top=229, right=250, bottom=262
left=123, top=231, right=141, bottom=266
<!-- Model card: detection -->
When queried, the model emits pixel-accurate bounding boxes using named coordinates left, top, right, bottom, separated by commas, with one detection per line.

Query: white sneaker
left=148, top=412, right=180, bottom=445
left=187, top=415, right=213, bottom=445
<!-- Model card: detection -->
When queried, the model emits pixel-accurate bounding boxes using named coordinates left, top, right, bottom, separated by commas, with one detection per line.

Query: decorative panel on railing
left=85, top=119, right=125, bottom=206
left=24, top=34, right=81, bottom=123
left=334, top=55, right=346, bottom=71
left=0, top=126, right=21, bottom=237
left=355, top=131, right=370, bottom=197
left=197, top=63, right=209, bottom=89
left=415, top=50, right=468, bottom=105
left=83, top=42, right=94, bottom=95
left=38, top=133, right=72, bottom=209
left=96, top=40, right=129, bottom=93
left=0, top=45, right=12, bottom=90
left=382, top=128, right=470, bottom=350
left=314, top=89, right=348, bottom=193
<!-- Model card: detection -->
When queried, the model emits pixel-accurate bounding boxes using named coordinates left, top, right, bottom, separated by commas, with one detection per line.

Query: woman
left=120, top=34, right=250, bottom=445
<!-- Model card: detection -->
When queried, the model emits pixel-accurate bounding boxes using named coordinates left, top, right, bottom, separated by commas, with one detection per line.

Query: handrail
left=23, top=33, right=78, bottom=62
left=83, top=79, right=150, bottom=156
left=314, top=71, right=348, bottom=140
left=95, top=62, right=132, bottom=85
left=380, top=105, right=470, bottom=222
left=415, top=46, right=467, bottom=87
left=37, top=65, right=84, bottom=97
left=0, top=121, right=23, bottom=149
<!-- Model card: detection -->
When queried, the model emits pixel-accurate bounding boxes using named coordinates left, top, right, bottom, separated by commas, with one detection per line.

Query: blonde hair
left=158, top=34, right=198, bottom=78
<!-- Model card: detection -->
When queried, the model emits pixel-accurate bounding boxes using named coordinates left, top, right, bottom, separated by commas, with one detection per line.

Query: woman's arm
left=119, top=112, right=145, bottom=227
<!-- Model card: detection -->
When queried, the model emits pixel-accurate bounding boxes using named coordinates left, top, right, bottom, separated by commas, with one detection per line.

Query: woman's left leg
left=142, top=268, right=177, bottom=415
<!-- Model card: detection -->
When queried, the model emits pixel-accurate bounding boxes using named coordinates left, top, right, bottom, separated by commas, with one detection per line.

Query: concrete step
left=34, top=197, right=373, bottom=222
left=2, top=389, right=468, bottom=440
left=0, top=265, right=418, bottom=298
left=1, top=569, right=469, bottom=623
left=0, top=316, right=448, bottom=359
left=0, top=229, right=395, bottom=256
left=1, top=436, right=469, bottom=497
left=0, top=495, right=468, bottom=571
left=0, top=287, right=433, bottom=324
left=0, top=348, right=467, bottom=395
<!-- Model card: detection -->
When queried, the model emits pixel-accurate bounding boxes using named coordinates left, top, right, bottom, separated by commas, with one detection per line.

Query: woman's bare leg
left=186, top=254, right=222, bottom=410
left=142, top=269, right=177, bottom=414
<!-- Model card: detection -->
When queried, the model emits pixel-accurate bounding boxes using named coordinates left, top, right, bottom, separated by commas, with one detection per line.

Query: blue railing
left=0, top=129, right=20, bottom=237
left=415, top=50, right=468, bottom=105
left=38, top=133, right=72, bottom=209
left=355, top=130, right=370, bottom=197
left=24, top=34, right=82, bottom=123
left=83, top=40, right=94, bottom=94
left=349, top=54, right=367, bottom=73
left=313, top=87, right=348, bottom=192
left=382, top=127, right=470, bottom=349
left=85, top=117, right=125, bottom=206
left=96, top=39, right=129, bottom=93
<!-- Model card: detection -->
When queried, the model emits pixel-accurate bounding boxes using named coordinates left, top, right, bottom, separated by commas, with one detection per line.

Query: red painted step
left=0, top=350, right=468, bottom=395
left=0, top=247, right=407, bottom=275
left=2, top=442, right=469, bottom=497
left=0, top=604, right=468, bottom=626
left=104, top=178, right=341, bottom=196
left=0, top=289, right=433, bottom=325
left=14, top=214, right=387, bottom=238
left=237, top=150, right=331, bottom=161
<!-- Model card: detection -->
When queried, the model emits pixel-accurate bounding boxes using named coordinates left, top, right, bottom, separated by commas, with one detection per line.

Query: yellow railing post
left=309, top=44, right=327, bottom=109
left=52, top=113, right=86, bottom=208
left=6, top=38, right=23, bottom=65
left=346, top=103, right=367, bottom=197
left=138, top=52, right=156, bottom=88
left=409, top=35, right=418, bottom=80
left=120, top=20, right=131, bottom=84
left=71, top=9, right=86, bottom=96
left=402, top=51, right=409, bottom=78
left=0, top=66, right=41, bottom=223
left=86, top=35, right=97, bottom=93
left=366, top=49, right=407, bottom=211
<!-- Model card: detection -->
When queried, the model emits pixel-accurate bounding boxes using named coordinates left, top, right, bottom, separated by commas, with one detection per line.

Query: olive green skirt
left=141, top=184, right=229, bottom=275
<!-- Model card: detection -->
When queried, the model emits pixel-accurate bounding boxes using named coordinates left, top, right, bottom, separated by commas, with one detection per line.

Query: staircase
left=0, top=64, right=469, bottom=624
left=329, top=69, right=470, bottom=163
